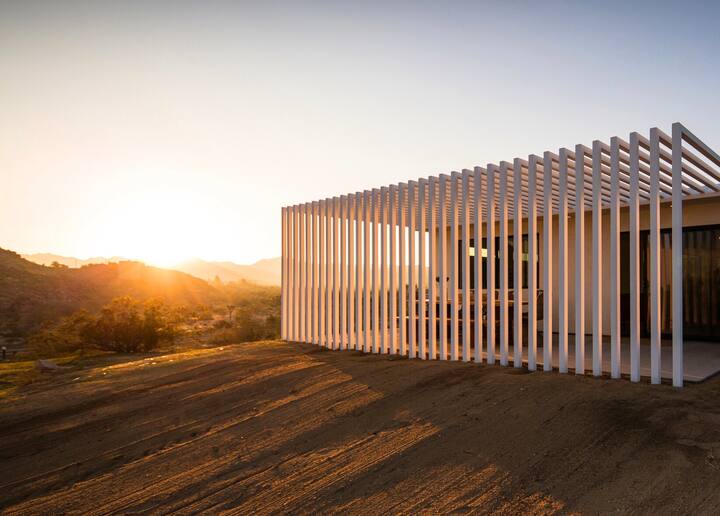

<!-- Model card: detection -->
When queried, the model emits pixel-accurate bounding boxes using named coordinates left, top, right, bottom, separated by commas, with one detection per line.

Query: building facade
left=281, top=123, right=720, bottom=387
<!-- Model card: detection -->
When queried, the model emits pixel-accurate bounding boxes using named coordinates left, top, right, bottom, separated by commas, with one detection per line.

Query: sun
left=97, top=187, right=204, bottom=268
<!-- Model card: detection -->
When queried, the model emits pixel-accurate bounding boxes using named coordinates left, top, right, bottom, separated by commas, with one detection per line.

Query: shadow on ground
left=1, top=340, right=719, bottom=514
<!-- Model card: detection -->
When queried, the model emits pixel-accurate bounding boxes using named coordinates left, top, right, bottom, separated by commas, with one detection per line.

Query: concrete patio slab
left=485, top=336, right=720, bottom=383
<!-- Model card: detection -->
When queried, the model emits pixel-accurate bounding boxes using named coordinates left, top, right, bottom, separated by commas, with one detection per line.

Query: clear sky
left=1, top=0, right=718, bottom=266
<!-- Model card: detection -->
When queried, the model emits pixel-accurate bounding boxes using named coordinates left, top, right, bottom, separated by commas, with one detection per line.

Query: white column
left=628, top=134, right=641, bottom=382
left=325, top=199, right=333, bottom=348
left=610, top=138, right=621, bottom=378
left=305, top=202, right=311, bottom=343
left=318, top=201, right=326, bottom=346
left=574, top=146, right=585, bottom=375
left=398, top=184, right=407, bottom=355
left=592, top=141, right=603, bottom=376
left=486, top=166, right=497, bottom=364
left=473, top=168, right=484, bottom=363
left=558, top=150, right=569, bottom=374
left=355, top=192, right=363, bottom=351
left=461, top=170, right=471, bottom=362
left=299, top=204, right=306, bottom=342
left=335, top=197, right=342, bottom=348
left=499, top=163, right=509, bottom=366
left=389, top=185, right=398, bottom=354
left=363, top=190, right=371, bottom=353
left=312, top=201, right=318, bottom=345
left=542, top=153, right=554, bottom=371
left=381, top=186, right=389, bottom=354
left=340, top=196, right=347, bottom=349
left=418, top=179, right=427, bottom=359
left=649, top=130, right=661, bottom=384
left=372, top=189, right=380, bottom=353
left=671, top=123, right=684, bottom=388
left=527, top=158, right=538, bottom=371
left=439, top=175, right=448, bottom=360
left=450, top=172, right=460, bottom=361
left=291, top=205, right=297, bottom=341
left=408, top=181, right=417, bottom=358
left=428, top=178, right=437, bottom=360
left=281, top=207, right=287, bottom=340
left=347, top=195, right=355, bottom=350
left=513, top=159, right=523, bottom=368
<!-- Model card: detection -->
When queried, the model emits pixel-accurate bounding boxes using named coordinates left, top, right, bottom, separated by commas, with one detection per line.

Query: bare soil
left=2, top=340, right=720, bottom=514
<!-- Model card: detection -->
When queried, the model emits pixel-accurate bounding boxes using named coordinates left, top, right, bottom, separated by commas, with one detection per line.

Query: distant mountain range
left=173, top=258, right=281, bottom=286
left=22, top=253, right=282, bottom=286
left=22, top=253, right=129, bottom=268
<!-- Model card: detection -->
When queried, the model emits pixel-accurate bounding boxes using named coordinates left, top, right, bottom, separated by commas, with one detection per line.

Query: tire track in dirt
left=0, top=355, right=303, bottom=493
left=4, top=341, right=720, bottom=514
left=4, top=358, right=380, bottom=514
left=0, top=349, right=323, bottom=507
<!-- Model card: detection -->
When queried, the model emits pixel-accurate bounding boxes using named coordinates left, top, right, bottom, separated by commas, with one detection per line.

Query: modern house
left=281, top=123, right=720, bottom=387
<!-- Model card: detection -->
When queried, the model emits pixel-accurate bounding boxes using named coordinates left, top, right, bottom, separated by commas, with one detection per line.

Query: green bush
left=28, top=296, right=180, bottom=355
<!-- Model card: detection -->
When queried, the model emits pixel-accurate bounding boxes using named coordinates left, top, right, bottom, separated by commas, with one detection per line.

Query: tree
left=82, top=296, right=179, bottom=353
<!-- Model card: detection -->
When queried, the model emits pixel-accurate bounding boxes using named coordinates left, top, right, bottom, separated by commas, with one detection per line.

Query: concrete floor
left=485, top=335, right=720, bottom=383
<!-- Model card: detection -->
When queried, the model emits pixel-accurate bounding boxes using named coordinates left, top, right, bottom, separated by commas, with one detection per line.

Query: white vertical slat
left=542, top=153, right=554, bottom=371
left=527, top=157, right=538, bottom=371
left=439, top=175, right=448, bottom=360
left=281, top=207, right=287, bottom=340
left=418, top=179, right=427, bottom=359
left=450, top=172, right=460, bottom=361
left=291, top=205, right=297, bottom=341
left=347, top=196, right=355, bottom=350
left=398, top=183, right=407, bottom=356
left=558, top=150, right=569, bottom=373
left=340, top=196, right=347, bottom=349
left=297, top=205, right=303, bottom=342
left=628, top=134, right=641, bottom=382
left=318, top=202, right=326, bottom=347
left=299, top=204, right=306, bottom=342
left=408, top=181, right=417, bottom=358
left=486, top=166, right=497, bottom=365
left=355, top=193, right=363, bottom=351
left=513, top=159, right=523, bottom=368
left=305, top=202, right=312, bottom=343
left=610, top=139, right=621, bottom=378
left=326, top=199, right=333, bottom=348
left=311, top=201, right=318, bottom=345
left=671, top=123, right=684, bottom=388
left=574, top=146, right=585, bottom=375
left=372, top=189, right=380, bottom=353
left=381, top=187, right=389, bottom=354
left=648, top=131, right=661, bottom=383
left=428, top=178, right=438, bottom=360
left=499, top=162, right=509, bottom=366
left=591, top=142, right=603, bottom=376
left=332, top=197, right=340, bottom=349
left=461, top=170, right=471, bottom=362
left=363, top=190, right=371, bottom=353
left=473, top=168, right=484, bottom=364
left=389, top=185, right=398, bottom=354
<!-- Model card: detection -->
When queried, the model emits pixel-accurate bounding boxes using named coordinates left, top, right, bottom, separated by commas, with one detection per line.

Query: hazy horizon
left=18, top=249, right=280, bottom=268
left=2, top=0, right=719, bottom=266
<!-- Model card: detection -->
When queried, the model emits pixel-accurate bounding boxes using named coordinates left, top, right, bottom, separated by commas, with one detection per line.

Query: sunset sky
left=1, top=0, right=719, bottom=266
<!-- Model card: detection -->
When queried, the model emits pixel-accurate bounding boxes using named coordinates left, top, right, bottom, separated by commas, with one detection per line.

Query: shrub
left=84, top=297, right=178, bottom=353
left=27, top=309, right=95, bottom=357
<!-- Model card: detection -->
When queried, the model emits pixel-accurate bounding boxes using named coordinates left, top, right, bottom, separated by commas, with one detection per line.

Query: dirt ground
left=1, top=341, right=720, bottom=515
